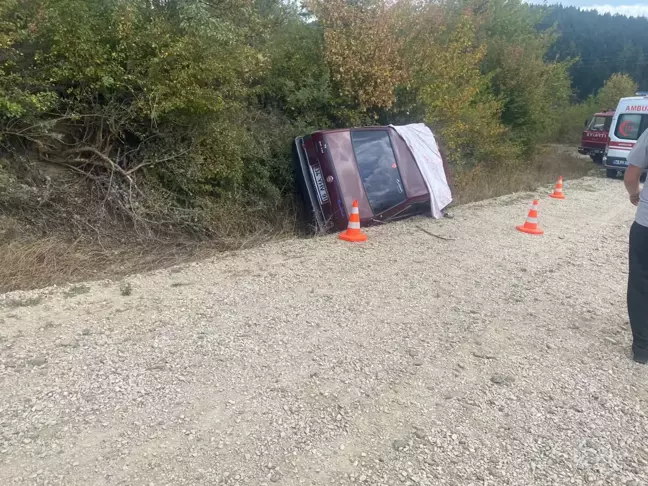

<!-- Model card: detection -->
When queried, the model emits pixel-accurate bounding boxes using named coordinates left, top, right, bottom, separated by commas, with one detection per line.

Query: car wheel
left=606, top=169, right=617, bottom=179
left=592, top=155, right=603, bottom=165
left=641, top=173, right=647, bottom=183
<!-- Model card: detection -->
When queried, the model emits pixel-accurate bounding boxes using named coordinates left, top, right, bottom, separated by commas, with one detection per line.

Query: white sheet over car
left=389, top=123, right=452, bottom=219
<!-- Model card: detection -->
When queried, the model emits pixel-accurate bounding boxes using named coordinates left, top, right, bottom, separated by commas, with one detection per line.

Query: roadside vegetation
left=0, top=0, right=643, bottom=292
left=554, top=74, right=639, bottom=144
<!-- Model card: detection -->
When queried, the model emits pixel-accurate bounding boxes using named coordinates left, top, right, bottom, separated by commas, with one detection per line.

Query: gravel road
left=1, top=176, right=648, bottom=486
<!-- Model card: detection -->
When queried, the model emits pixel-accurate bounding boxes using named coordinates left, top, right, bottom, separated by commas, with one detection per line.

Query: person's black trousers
left=628, top=222, right=648, bottom=361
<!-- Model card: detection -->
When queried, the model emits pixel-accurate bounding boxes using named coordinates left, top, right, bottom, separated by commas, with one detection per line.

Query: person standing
left=624, top=128, right=648, bottom=364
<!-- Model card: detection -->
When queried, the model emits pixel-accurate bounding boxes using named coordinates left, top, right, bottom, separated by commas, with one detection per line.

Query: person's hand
left=630, top=192, right=641, bottom=206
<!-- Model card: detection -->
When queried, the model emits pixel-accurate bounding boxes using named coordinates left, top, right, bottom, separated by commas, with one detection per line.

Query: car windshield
left=615, top=114, right=648, bottom=141
left=588, top=116, right=609, bottom=131
left=351, top=130, right=406, bottom=214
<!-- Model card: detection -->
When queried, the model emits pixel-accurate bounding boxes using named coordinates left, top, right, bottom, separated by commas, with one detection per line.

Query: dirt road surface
left=1, top=176, right=647, bottom=486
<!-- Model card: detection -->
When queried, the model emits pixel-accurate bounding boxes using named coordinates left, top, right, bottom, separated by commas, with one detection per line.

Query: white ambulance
left=604, top=94, right=648, bottom=178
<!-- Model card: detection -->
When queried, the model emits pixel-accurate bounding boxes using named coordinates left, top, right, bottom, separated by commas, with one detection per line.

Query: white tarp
left=389, top=123, right=452, bottom=219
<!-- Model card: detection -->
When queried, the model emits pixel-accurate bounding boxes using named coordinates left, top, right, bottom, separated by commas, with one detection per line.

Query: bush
left=553, top=73, right=638, bottom=144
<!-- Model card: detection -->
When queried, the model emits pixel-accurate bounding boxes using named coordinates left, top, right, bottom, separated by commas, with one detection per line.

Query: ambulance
left=603, top=93, right=648, bottom=178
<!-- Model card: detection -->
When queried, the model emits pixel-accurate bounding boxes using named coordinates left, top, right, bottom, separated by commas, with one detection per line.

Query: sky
left=529, top=1, right=648, bottom=17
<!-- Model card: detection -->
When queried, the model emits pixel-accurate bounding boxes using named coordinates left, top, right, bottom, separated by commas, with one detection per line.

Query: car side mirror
left=584, top=120, right=588, bottom=127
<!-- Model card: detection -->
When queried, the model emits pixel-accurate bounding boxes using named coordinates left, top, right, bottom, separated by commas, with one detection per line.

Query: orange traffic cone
left=516, top=200, right=544, bottom=235
left=549, top=176, right=566, bottom=200
left=339, top=200, right=368, bottom=242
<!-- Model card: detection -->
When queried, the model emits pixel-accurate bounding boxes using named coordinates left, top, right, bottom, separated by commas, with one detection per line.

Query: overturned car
left=293, top=124, right=453, bottom=233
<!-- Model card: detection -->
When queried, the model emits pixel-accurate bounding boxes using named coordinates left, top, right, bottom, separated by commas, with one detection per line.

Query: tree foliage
left=554, top=72, right=639, bottom=144
left=470, top=0, right=573, bottom=152
left=306, top=0, right=409, bottom=116
left=407, top=9, right=511, bottom=163
left=538, top=6, right=648, bottom=100
left=0, top=0, right=641, bottom=236
left=596, top=73, right=638, bottom=111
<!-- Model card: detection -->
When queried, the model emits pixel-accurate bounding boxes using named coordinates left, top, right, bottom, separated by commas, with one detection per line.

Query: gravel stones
left=392, top=439, right=408, bottom=451
left=413, top=429, right=426, bottom=440
left=57, top=337, right=78, bottom=348
left=490, top=373, right=515, bottom=385
left=27, top=356, right=47, bottom=367
left=0, top=176, right=646, bottom=486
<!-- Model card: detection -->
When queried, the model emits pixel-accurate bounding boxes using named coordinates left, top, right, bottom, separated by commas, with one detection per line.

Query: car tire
left=606, top=169, right=617, bottom=179
left=641, top=173, right=647, bottom=183
left=592, top=155, right=603, bottom=165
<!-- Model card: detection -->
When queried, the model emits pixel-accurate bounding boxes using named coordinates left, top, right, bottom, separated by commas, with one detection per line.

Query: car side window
left=351, top=130, right=407, bottom=214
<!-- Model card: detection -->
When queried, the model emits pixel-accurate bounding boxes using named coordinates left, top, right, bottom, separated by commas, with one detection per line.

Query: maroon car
left=294, top=126, right=440, bottom=233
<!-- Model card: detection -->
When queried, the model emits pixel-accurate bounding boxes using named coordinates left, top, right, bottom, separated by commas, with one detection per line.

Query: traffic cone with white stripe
left=339, top=200, right=368, bottom=242
left=516, top=199, right=544, bottom=235
left=549, top=176, right=566, bottom=200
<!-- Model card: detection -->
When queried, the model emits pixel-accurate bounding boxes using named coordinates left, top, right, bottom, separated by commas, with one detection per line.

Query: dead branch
left=415, top=225, right=455, bottom=241
left=126, top=150, right=189, bottom=175
left=62, top=146, right=129, bottom=178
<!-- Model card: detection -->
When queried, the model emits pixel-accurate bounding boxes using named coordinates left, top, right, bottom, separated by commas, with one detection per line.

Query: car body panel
left=324, top=130, right=370, bottom=226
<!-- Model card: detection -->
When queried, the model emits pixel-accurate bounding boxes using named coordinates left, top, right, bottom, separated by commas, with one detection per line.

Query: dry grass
left=0, top=145, right=596, bottom=294
left=0, top=233, right=298, bottom=295
left=0, top=220, right=300, bottom=294
left=455, top=145, right=596, bottom=204
left=65, top=284, right=91, bottom=298
left=1, top=295, right=43, bottom=308
left=0, top=237, right=214, bottom=294
left=0, top=196, right=301, bottom=293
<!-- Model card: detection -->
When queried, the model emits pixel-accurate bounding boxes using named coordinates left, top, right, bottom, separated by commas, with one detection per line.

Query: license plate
left=612, top=159, right=627, bottom=167
left=310, top=164, right=330, bottom=205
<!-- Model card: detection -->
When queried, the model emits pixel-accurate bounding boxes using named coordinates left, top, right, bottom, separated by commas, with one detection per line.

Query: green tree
left=538, top=6, right=648, bottom=100
left=1, top=0, right=272, bottom=221
left=553, top=72, right=638, bottom=144
left=596, top=73, right=638, bottom=111
left=466, top=0, right=573, bottom=151
left=407, top=10, right=512, bottom=164
left=306, top=0, right=408, bottom=116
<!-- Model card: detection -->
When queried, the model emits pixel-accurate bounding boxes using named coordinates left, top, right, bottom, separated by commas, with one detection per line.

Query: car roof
left=619, top=96, right=648, bottom=103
